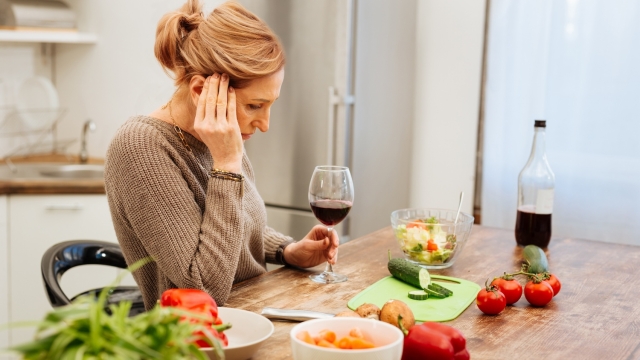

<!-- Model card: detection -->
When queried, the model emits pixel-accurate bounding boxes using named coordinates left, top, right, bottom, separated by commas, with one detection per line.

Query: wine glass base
left=309, top=271, right=347, bottom=284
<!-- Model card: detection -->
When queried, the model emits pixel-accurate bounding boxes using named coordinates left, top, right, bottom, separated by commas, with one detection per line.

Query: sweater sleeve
left=263, top=226, right=294, bottom=264
left=105, top=125, right=246, bottom=305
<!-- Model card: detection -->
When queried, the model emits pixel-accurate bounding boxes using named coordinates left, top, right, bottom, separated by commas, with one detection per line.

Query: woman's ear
left=188, top=75, right=207, bottom=107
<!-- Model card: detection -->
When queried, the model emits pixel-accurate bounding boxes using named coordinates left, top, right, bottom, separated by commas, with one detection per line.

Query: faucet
left=79, top=119, right=96, bottom=163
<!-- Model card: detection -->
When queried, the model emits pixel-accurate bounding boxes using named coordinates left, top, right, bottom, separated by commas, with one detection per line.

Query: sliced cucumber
left=388, top=258, right=431, bottom=289
left=423, top=287, right=447, bottom=299
left=408, top=290, right=429, bottom=300
left=428, top=283, right=453, bottom=297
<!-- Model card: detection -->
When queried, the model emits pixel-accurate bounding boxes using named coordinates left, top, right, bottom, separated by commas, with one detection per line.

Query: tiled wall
left=0, top=43, right=55, bottom=158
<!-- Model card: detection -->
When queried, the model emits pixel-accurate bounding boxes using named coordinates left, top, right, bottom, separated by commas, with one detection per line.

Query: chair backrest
left=41, top=240, right=129, bottom=307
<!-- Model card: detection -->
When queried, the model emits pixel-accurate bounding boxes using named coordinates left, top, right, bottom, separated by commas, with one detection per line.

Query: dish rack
left=0, top=106, right=76, bottom=158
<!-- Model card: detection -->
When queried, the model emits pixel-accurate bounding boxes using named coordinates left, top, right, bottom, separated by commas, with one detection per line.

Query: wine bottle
left=515, top=120, right=555, bottom=248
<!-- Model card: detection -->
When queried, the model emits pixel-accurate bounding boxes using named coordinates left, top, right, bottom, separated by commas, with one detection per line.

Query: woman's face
left=234, top=68, right=285, bottom=141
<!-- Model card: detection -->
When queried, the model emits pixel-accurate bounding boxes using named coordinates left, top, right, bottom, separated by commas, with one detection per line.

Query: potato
left=379, top=299, right=415, bottom=329
left=355, top=303, right=381, bottom=320
left=334, top=310, right=361, bottom=318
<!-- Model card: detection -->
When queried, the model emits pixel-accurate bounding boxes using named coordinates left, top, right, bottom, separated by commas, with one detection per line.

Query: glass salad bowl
left=390, top=208, right=474, bottom=269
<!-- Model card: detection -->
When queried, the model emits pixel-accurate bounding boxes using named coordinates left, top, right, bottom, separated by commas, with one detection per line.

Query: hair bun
left=155, top=0, right=285, bottom=87
left=178, top=11, right=202, bottom=35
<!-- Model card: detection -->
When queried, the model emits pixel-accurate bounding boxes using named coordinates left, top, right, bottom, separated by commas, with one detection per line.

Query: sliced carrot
left=316, top=339, right=337, bottom=348
left=335, top=336, right=353, bottom=349
left=348, top=327, right=364, bottom=339
left=318, top=329, right=336, bottom=343
left=350, top=337, right=375, bottom=349
left=296, top=330, right=315, bottom=345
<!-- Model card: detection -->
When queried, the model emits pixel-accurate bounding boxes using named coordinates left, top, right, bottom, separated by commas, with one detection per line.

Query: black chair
left=41, top=240, right=146, bottom=316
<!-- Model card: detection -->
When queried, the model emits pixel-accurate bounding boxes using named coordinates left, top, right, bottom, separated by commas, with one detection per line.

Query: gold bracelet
left=210, top=169, right=244, bottom=196
left=210, top=168, right=244, bottom=182
left=211, top=169, right=244, bottom=181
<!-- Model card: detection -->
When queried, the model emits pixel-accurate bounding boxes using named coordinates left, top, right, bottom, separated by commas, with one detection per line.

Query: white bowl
left=290, top=318, right=404, bottom=360
left=202, top=307, right=274, bottom=360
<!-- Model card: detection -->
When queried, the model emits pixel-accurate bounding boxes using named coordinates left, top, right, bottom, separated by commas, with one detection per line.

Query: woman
left=105, top=0, right=338, bottom=309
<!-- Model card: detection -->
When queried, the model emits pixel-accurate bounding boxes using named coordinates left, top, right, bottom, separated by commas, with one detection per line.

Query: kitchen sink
left=0, top=163, right=105, bottom=180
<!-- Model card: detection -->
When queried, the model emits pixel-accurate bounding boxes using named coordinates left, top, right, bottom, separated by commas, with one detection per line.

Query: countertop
left=0, top=154, right=105, bottom=195
left=226, top=225, right=640, bottom=360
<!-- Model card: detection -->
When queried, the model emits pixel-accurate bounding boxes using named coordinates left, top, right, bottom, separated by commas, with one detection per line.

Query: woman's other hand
left=194, top=73, right=244, bottom=173
left=283, top=225, right=339, bottom=268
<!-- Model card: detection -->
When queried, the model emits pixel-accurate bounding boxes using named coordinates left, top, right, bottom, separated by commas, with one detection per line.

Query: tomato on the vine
left=476, top=282, right=506, bottom=315
left=544, top=274, right=561, bottom=296
left=524, top=280, right=554, bottom=306
left=491, top=277, right=523, bottom=305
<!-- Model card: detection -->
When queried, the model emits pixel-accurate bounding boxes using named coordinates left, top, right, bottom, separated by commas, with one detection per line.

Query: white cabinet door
left=8, top=194, right=120, bottom=346
left=0, top=195, right=8, bottom=354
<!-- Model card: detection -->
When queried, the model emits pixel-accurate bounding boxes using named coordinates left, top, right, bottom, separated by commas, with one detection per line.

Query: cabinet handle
left=45, top=203, right=84, bottom=211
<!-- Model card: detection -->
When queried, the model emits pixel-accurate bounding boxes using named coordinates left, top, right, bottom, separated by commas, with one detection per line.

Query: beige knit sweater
left=105, top=115, right=293, bottom=309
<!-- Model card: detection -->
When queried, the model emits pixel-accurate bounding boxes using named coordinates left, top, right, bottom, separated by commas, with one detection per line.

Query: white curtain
left=482, top=0, right=640, bottom=245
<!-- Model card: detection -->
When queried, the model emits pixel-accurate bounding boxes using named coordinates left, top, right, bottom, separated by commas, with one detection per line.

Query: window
left=481, top=0, right=640, bottom=245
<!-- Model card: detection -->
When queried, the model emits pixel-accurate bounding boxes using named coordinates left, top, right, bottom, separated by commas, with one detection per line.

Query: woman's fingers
left=227, top=86, right=238, bottom=126
left=205, top=74, right=220, bottom=121
left=194, top=76, right=210, bottom=125
left=216, top=74, right=229, bottom=122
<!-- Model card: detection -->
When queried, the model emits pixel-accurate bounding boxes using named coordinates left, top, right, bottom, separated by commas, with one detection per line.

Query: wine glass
left=308, top=165, right=354, bottom=284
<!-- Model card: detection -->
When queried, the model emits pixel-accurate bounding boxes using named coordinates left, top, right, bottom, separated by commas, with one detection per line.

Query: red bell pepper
left=160, top=288, right=230, bottom=347
left=399, top=315, right=469, bottom=360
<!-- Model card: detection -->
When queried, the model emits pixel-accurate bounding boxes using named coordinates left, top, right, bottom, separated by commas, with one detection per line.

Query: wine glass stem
left=324, top=227, right=334, bottom=273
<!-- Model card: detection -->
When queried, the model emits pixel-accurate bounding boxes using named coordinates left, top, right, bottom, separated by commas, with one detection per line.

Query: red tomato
left=407, top=221, right=427, bottom=230
left=476, top=288, right=506, bottom=315
left=491, top=278, right=523, bottom=305
left=427, top=239, right=438, bottom=251
left=524, top=280, right=554, bottom=306
left=544, top=274, right=561, bottom=296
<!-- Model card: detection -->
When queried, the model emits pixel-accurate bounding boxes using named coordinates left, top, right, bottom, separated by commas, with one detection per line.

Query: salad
left=394, top=216, right=457, bottom=265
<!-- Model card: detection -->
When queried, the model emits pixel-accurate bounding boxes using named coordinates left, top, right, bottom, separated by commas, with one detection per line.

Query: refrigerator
left=240, top=0, right=418, bottom=242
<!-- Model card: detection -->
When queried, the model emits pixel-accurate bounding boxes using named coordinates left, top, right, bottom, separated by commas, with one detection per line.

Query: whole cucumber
left=523, top=245, right=549, bottom=274
left=388, top=258, right=431, bottom=289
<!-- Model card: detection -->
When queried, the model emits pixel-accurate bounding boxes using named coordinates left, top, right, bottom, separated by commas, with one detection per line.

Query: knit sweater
left=104, top=115, right=293, bottom=309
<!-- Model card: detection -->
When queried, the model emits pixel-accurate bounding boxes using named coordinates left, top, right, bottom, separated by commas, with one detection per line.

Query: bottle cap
left=534, top=120, right=546, bottom=128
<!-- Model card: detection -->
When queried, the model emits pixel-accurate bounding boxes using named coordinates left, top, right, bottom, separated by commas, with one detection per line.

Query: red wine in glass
left=310, top=200, right=352, bottom=226
left=308, top=165, right=354, bottom=284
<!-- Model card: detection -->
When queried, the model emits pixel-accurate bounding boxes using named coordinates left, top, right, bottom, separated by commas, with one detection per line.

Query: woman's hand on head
left=283, top=225, right=339, bottom=268
left=193, top=73, right=244, bottom=174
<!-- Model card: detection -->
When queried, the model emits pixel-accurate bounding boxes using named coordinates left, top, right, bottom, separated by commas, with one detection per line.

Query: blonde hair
left=154, top=0, right=285, bottom=89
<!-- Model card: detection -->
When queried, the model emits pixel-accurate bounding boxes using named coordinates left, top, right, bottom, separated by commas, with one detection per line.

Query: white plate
left=16, top=76, right=59, bottom=129
left=202, top=307, right=274, bottom=360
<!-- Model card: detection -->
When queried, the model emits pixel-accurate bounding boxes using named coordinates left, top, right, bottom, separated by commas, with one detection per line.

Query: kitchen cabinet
left=6, top=194, right=119, bottom=346
left=0, top=195, right=8, bottom=354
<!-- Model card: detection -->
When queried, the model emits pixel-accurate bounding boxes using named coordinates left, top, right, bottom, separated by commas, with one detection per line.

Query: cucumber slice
left=408, top=290, right=429, bottom=300
left=423, top=287, right=447, bottom=299
left=428, top=283, right=453, bottom=297
left=388, top=258, right=431, bottom=289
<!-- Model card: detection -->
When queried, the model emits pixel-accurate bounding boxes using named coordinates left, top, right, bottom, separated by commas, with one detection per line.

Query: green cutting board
left=347, top=275, right=481, bottom=322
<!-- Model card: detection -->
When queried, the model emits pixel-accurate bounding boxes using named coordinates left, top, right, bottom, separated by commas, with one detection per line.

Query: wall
left=410, top=0, right=486, bottom=216
left=54, top=0, right=225, bottom=159
left=0, top=43, right=54, bottom=158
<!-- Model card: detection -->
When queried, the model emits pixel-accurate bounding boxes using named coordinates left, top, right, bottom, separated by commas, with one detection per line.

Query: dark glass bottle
left=515, top=120, right=555, bottom=248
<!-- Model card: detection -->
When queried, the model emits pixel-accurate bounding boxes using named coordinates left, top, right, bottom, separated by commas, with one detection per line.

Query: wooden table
left=226, top=225, right=640, bottom=360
